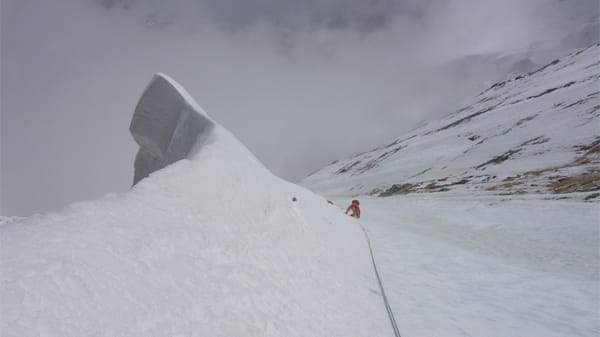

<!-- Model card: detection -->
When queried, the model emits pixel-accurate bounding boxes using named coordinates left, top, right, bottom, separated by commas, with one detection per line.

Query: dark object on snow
left=345, top=199, right=361, bottom=218
left=292, top=197, right=297, bottom=202
left=326, top=200, right=334, bottom=205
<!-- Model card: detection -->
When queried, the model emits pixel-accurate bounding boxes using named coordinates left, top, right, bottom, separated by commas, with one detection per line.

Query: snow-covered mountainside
left=0, top=76, right=391, bottom=336
left=301, top=44, right=599, bottom=337
left=303, top=44, right=600, bottom=200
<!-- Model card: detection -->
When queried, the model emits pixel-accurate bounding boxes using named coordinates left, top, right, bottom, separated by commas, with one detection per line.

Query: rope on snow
left=359, top=221, right=402, bottom=337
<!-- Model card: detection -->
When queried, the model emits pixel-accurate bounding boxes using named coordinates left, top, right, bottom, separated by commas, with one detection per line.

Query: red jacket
left=346, top=202, right=361, bottom=218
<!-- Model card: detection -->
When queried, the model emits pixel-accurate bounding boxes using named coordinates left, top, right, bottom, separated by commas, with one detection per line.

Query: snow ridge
left=1, top=75, right=391, bottom=336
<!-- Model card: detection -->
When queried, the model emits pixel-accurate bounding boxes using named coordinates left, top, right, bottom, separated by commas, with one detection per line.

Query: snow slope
left=357, top=194, right=599, bottom=337
left=0, top=76, right=391, bottom=336
left=304, top=44, right=600, bottom=200
left=302, top=44, right=600, bottom=337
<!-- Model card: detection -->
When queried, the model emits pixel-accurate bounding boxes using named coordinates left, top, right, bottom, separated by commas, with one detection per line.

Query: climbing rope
left=359, top=221, right=402, bottom=337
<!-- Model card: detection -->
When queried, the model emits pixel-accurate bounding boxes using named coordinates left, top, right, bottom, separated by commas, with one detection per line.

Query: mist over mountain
left=1, top=41, right=598, bottom=337
left=1, top=0, right=598, bottom=215
left=303, top=44, right=600, bottom=200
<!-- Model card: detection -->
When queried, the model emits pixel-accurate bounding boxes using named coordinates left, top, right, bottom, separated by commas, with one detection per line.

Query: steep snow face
left=130, top=73, right=215, bottom=185
left=303, top=44, right=600, bottom=200
left=0, top=76, right=390, bottom=336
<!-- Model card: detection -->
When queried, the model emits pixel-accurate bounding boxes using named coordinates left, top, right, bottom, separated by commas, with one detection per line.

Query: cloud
left=1, top=0, right=597, bottom=215
left=94, top=0, right=426, bottom=33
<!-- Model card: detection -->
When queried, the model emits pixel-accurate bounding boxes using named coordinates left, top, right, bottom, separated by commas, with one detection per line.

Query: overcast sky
left=1, top=0, right=598, bottom=215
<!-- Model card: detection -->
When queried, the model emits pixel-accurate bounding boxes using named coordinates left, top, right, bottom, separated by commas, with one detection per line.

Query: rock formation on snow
left=130, top=73, right=215, bottom=185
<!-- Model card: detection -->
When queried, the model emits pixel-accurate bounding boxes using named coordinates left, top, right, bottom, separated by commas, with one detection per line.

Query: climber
left=345, top=199, right=361, bottom=218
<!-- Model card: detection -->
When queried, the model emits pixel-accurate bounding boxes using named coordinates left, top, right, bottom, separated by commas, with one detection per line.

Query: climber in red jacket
left=345, top=199, right=361, bottom=218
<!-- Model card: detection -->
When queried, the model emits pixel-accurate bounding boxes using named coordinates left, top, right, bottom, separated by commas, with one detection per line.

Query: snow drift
left=0, top=75, right=390, bottom=336
left=130, top=74, right=215, bottom=185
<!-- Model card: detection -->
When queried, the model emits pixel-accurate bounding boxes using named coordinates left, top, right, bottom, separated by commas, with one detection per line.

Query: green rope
left=360, top=222, right=402, bottom=337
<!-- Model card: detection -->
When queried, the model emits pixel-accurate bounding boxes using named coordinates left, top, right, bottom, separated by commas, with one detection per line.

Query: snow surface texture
left=353, top=195, right=599, bottom=337
left=0, top=76, right=392, bottom=336
left=303, top=44, right=600, bottom=200
left=130, top=73, right=215, bottom=185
